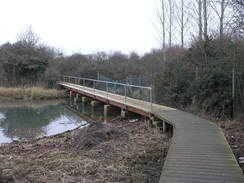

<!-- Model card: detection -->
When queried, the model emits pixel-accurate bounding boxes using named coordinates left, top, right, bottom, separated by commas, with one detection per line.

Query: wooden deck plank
left=58, top=82, right=244, bottom=183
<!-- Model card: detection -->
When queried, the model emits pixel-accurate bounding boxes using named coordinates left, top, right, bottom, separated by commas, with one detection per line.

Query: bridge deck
left=59, top=82, right=244, bottom=183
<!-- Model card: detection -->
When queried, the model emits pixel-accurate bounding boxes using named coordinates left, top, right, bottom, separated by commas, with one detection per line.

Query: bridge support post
left=163, top=121, right=166, bottom=133
left=104, top=104, right=110, bottom=118
left=149, top=116, right=167, bottom=133
left=74, top=93, right=79, bottom=104
left=104, top=105, right=121, bottom=120
left=149, top=116, right=155, bottom=127
left=82, top=96, right=89, bottom=103
left=69, top=91, right=73, bottom=99
left=121, top=109, right=128, bottom=119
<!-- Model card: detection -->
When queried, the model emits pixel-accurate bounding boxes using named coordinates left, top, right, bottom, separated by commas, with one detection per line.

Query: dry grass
left=0, top=87, right=65, bottom=100
left=0, top=120, right=170, bottom=183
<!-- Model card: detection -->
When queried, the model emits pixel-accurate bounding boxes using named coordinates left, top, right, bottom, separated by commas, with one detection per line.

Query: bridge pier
left=121, top=109, right=128, bottom=119
left=69, top=91, right=73, bottom=99
left=104, top=104, right=121, bottom=120
left=104, top=104, right=110, bottom=118
left=162, top=121, right=166, bottom=133
left=81, top=96, right=89, bottom=103
left=74, top=93, right=79, bottom=104
left=149, top=116, right=168, bottom=133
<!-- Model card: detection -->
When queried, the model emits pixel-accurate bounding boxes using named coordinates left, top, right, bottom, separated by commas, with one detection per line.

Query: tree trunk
left=219, top=0, right=226, bottom=39
left=203, top=0, right=208, bottom=40
left=162, top=0, right=166, bottom=60
left=198, top=0, right=203, bottom=41
left=168, top=0, right=173, bottom=47
left=181, top=0, right=184, bottom=48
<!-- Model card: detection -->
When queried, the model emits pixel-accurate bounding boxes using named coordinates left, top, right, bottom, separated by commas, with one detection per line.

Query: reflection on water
left=71, top=102, right=104, bottom=121
left=0, top=98, right=120, bottom=144
left=0, top=113, right=6, bottom=121
left=69, top=99, right=120, bottom=122
left=42, top=115, right=83, bottom=136
left=0, top=100, right=87, bottom=143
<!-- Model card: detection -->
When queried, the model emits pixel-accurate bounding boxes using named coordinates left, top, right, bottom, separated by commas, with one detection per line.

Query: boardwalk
left=59, top=81, right=244, bottom=183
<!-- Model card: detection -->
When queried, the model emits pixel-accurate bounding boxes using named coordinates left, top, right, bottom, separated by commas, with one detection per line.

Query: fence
left=61, top=76, right=153, bottom=112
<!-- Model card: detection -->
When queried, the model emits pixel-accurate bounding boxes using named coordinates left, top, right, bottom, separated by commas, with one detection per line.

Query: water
left=67, top=97, right=121, bottom=121
left=0, top=100, right=89, bottom=144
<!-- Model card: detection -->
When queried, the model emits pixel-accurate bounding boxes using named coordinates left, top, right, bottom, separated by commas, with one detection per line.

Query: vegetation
left=0, top=87, right=64, bottom=100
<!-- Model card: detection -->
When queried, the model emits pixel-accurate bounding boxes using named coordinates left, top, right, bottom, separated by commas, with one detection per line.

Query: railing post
left=150, top=88, right=152, bottom=113
left=106, top=82, right=108, bottom=100
left=124, top=85, right=127, bottom=105
left=83, top=78, right=85, bottom=86
left=93, top=80, right=95, bottom=94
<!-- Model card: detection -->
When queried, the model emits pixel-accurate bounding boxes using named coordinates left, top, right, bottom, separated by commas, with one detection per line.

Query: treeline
left=0, top=35, right=243, bottom=119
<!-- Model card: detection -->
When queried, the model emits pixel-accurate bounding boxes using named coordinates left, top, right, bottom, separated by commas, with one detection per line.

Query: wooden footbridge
left=58, top=76, right=244, bottom=183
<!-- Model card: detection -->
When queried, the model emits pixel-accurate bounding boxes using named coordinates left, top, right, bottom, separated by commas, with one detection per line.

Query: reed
left=0, top=87, right=65, bottom=100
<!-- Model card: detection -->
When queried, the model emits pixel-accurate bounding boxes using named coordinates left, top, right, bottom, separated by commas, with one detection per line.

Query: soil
left=0, top=119, right=170, bottom=183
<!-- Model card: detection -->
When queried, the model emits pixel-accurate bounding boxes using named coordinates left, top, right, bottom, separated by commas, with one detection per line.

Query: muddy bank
left=0, top=120, right=170, bottom=183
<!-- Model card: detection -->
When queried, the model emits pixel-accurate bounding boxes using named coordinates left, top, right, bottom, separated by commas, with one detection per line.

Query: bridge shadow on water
left=65, top=98, right=121, bottom=123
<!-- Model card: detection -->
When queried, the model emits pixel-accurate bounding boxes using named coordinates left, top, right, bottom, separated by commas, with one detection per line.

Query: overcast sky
left=0, top=0, right=159, bottom=55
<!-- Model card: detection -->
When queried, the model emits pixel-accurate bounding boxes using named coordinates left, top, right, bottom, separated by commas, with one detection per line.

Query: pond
left=0, top=99, right=113, bottom=144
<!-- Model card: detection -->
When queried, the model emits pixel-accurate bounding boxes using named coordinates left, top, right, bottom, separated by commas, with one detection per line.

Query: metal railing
left=61, top=75, right=153, bottom=112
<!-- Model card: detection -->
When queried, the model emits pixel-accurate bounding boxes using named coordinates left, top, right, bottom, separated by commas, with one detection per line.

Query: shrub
left=191, top=70, right=232, bottom=119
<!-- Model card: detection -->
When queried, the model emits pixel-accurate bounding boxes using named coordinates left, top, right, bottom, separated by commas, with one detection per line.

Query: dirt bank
left=0, top=120, right=170, bottom=183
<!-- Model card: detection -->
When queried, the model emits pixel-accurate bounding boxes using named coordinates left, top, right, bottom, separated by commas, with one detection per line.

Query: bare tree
left=168, top=0, right=174, bottom=47
left=180, top=0, right=185, bottom=47
left=203, top=0, right=208, bottom=40
left=188, top=0, right=203, bottom=41
left=210, top=0, right=231, bottom=38
left=175, top=0, right=189, bottom=48
left=198, top=0, right=203, bottom=41
left=16, top=25, right=40, bottom=47
left=154, top=0, right=168, bottom=60
left=162, top=0, right=166, bottom=51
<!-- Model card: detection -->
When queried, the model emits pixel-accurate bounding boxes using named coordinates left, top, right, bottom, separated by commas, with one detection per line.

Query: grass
left=0, top=87, right=65, bottom=100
